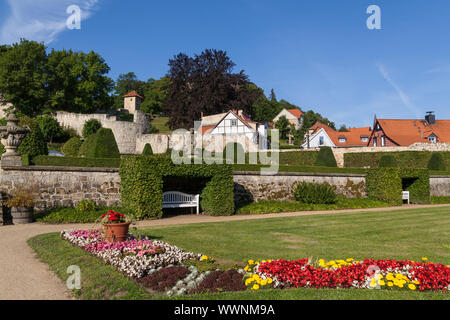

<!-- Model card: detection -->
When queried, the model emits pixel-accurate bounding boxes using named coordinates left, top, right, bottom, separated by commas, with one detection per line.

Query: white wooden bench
left=402, top=191, right=410, bottom=204
left=162, top=191, right=200, bottom=214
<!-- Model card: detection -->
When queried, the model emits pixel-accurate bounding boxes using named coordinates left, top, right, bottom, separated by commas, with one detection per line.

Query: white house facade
left=273, top=108, right=304, bottom=130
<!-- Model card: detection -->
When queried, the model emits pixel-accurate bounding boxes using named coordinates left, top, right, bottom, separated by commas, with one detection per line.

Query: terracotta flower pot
left=103, top=222, right=131, bottom=242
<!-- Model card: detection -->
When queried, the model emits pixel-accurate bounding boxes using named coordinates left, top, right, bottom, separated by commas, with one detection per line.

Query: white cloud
left=0, top=0, right=100, bottom=44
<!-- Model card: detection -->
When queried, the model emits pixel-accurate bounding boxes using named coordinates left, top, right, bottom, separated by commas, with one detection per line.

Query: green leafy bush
left=119, top=155, right=234, bottom=219
left=142, top=143, right=153, bottom=155
left=224, top=142, right=245, bottom=164
left=18, top=122, right=48, bottom=158
left=427, top=153, right=446, bottom=171
left=379, top=155, right=398, bottom=168
left=32, top=155, right=120, bottom=167
left=76, top=200, right=97, bottom=212
left=35, top=114, right=62, bottom=143
left=294, top=182, right=337, bottom=204
left=61, top=137, right=82, bottom=157
left=314, top=146, right=337, bottom=167
left=82, top=119, right=102, bottom=138
left=35, top=206, right=130, bottom=224
left=78, top=134, right=96, bottom=157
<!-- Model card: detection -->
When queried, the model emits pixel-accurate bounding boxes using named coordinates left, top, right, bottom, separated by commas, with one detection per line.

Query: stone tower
left=123, top=91, right=143, bottom=114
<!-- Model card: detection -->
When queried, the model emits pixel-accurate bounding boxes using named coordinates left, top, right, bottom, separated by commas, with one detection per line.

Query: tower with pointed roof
left=123, top=91, right=143, bottom=114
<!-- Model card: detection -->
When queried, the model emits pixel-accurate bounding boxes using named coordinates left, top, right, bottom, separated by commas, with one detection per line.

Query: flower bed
left=61, top=229, right=202, bottom=278
left=249, top=258, right=450, bottom=292
left=61, top=229, right=449, bottom=295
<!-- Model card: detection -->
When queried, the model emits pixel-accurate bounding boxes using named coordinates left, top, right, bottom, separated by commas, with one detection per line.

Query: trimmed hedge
left=366, top=168, right=430, bottom=205
left=78, top=134, right=97, bottom=158
left=18, top=122, right=48, bottom=158
left=142, top=143, right=153, bottom=156
left=32, top=155, right=120, bottom=168
left=82, top=119, right=102, bottom=138
left=83, top=128, right=120, bottom=159
left=119, top=155, right=234, bottom=219
left=379, top=155, right=398, bottom=168
left=61, top=137, right=82, bottom=157
left=314, top=147, right=337, bottom=167
left=427, top=153, right=446, bottom=171
left=345, top=151, right=450, bottom=169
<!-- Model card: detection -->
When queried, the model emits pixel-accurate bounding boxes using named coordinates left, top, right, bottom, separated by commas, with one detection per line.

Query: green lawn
left=29, top=206, right=450, bottom=300
left=151, top=117, right=172, bottom=133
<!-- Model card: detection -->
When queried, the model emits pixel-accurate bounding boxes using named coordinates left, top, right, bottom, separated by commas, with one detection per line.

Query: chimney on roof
left=425, top=111, right=436, bottom=125
left=238, top=110, right=244, bottom=117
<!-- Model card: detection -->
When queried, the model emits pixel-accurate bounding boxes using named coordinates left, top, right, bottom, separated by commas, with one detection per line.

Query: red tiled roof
left=287, top=109, right=303, bottom=118
left=310, top=122, right=371, bottom=147
left=199, top=125, right=215, bottom=134
left=123, top=91, right=143, bottom=99
left=375, top=119, right=450, bottom=145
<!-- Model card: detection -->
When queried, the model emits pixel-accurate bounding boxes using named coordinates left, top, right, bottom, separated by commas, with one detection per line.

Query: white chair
left=402, top=191, right=410, bottom=205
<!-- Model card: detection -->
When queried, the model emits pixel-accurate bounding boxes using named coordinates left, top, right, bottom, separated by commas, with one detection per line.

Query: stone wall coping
left=1, top=165, right=119, bottom=173
left=430, top=175, right=450, bottom=178
left=233, top=171, right=366, bottom=178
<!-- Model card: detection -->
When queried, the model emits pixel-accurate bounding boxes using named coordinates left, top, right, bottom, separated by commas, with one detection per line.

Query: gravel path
left=0, top=204, right=448, bottom=300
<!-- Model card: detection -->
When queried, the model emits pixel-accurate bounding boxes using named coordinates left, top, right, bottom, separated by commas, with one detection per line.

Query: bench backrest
left=402, top=191, right=410, bottom=199
left=163, top=191, right=198, bottom=204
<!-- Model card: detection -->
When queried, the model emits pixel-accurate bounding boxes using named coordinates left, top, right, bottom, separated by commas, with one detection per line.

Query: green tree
left=275, top=116, right=290, bottom=140
left=338, top=124, right=350, bottom=132
left=142, top=143, right=154, bottom=155
left=0, top=39, right=48, bottom=116
left=61, top=137, right=83, bottom=157
left=35, top=114, right=62, bottom=143
left=18, top=122, right=48, bottom=158
left=112, top=72, right=146, bottom=109
left=141, top=76, right=171, bottom=115
left=298, top=110, right=336, bottom=144
left=82, top=119, right=102, bottom=138
left=269, top=88, right=277, bottom=102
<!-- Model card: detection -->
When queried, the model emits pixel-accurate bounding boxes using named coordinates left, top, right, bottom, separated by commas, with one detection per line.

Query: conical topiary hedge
left=314, top=146, right=337, bottom=167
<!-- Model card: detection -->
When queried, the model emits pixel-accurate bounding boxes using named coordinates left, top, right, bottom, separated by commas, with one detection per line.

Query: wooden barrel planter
left=11, top=207, right=34, bottom=224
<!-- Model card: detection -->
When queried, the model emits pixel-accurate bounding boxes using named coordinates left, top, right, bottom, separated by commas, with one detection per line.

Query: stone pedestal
left=1, top=155, right=22, bottom=167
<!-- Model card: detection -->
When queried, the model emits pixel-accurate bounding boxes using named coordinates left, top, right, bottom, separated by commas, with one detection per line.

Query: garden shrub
left=32, top=155, right=120, bottom=167
left=379, top=155, right=398, bottom=168
left=294, top=182, right=337, bottom=204
left=427, top=153, right=446, bottom=171
left=190, top=269, right=246, bottom=294
left=82, top=119, right=102, bottom=138
left=35, top=114, right=62, bottom=143
left=314, top=146, right=337, bottom=167
left=119, top=155, right=234, bottom=219
left=78, top=134, right=96, bottom=157
left=142, top=143, right=153, bottom=155
left=366, top=168, right=430, bottom=205
left=18, top=122, right=48, bottom=158
left=61, top=137, right=82, bottom=157
left=83, top=128, right=120, bottom=159
left=76, top=200, right=97, bottom=212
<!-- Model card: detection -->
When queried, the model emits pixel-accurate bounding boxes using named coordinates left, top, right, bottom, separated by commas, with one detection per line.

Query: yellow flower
left=268, top=278, right=273, bottom=284
left=261, top=279, right=268, bottom=286
left=397, top=283, right=404, bottom=288
left=346, top=258, right=354, bottom=262
left=375, top=274, right=383, bottom=280
left=408, top=284, right=416, bottom=290
left=379, top=280, right=386, bottom=286
left=388, top=282, right=394, bottom=287
left=422, top=257, right=428, bottom=262
left=248, top=259, right=254, bottom=265
left=386, top=273, right=394, bottom=281
left=252, top=284, right=260, bottom=290
left=201, top=255, right=208, bottom=261
left=413, top=280, right=420, bottom=285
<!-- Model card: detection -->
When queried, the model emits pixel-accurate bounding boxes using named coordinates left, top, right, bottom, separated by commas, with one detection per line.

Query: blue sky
left=1, top=0, right=450, bottom=128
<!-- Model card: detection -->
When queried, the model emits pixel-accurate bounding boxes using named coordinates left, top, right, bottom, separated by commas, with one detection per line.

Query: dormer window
left=361, top=137, right=369, bottom=143
left=428, top=134, right=437, bottom=143
left=338, top=137, right=346, bottom=143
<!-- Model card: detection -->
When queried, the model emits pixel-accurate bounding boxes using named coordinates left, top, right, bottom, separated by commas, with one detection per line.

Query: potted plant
left=100, top=210, right=133, bottom=242
left=4, top=184, right=37, bottom=224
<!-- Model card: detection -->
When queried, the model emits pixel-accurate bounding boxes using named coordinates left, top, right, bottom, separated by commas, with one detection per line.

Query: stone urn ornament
left=0, top=108, right=29, bottom=166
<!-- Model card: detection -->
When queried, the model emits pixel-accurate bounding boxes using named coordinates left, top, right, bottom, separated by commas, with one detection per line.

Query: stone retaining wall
left=0, top=166, right=121, bottom=212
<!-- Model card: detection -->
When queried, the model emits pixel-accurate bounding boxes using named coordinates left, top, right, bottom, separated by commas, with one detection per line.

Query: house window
left=381, top=136, right=386, bottom=147
left=428, top=135, right=437, bottom=143
left=361, top=137, right=369, bottom=143
left=338, top=138, right=346, bottom=143
left=319, top=136, right=324, bottom=146
left=231, top=119, right=237, bottom=126
left=373, top=137, right=377, bottom=147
